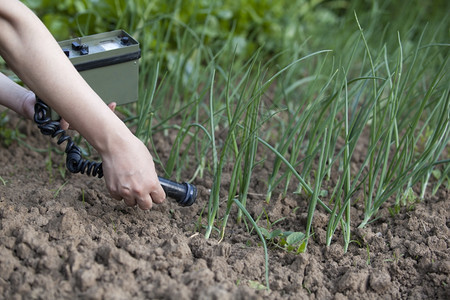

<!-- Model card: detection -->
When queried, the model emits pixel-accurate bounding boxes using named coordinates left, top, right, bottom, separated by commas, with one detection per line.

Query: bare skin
left=0, top=0, right=166, bottom=209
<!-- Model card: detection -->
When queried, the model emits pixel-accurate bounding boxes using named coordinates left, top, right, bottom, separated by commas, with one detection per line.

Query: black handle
left=158, top=176, right=197, bottom=206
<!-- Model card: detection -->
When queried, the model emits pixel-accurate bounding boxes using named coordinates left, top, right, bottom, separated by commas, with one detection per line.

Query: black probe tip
left=179, top=182, right=197, bottom=207
left=158, top=177, right=197, bottom=206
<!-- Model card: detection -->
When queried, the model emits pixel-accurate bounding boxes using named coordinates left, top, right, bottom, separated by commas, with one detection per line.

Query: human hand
left=20, top=90, right=37, bottom=120
left=24, top=94, right=165, bottom=209
left=60, top=101, right=165, bottom=209
left=100, top=134, right=166, bottom=209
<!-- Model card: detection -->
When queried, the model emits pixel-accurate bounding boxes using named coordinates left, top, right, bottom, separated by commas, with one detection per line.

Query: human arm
left=0, top=72, right=36, bottom=119
left=0, top=0, right=166, bottom=209
left=0, top=73, right=116, bottom=130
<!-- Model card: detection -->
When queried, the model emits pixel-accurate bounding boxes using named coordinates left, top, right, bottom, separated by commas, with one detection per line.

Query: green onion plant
left=16, top=0, right=449, bottom=287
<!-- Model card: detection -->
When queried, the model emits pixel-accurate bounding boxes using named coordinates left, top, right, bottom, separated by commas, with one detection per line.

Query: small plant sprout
left=81, top=189, right=86, bottom=206
left=52, top=181, right=68, bottom=198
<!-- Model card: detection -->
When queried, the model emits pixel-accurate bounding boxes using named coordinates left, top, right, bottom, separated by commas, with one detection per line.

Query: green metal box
left=58, top=30, right=140, bottom=106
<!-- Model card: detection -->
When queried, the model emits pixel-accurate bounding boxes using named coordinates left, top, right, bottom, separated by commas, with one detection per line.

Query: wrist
left=91, top=117, right=140, bottom=158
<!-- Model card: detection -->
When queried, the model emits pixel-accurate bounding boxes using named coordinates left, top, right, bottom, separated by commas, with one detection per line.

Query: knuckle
left=120, top=187, right=133, bottom=198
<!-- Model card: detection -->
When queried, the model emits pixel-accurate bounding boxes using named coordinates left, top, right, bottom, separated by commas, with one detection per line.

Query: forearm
left=0, top=0, right=130, bottom=154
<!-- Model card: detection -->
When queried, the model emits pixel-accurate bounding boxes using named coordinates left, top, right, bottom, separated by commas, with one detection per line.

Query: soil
left=0, top=109, right=449, bottom=300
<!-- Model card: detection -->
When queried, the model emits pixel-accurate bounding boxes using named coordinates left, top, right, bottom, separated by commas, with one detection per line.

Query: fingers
left=60, top=118, right=70, bottom=130
left=151, top=185, right=166, bottom=204
left=107, top=102, right=117, bottom=111
left=136, top=194, right=153, bottom=210
left=100, top=134, right=166, bottom=211
left=109, top=185, right=166, bottom=210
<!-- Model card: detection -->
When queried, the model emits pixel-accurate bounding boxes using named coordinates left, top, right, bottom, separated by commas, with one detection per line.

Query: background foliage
left=22, top=0, right=448, bottom=65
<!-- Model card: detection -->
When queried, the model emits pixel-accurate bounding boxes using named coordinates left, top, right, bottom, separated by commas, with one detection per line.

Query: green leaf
left=286, top=232, right=305, bottom=246
left=297, top=240, right=308, bottom=253
left=259, top=227, right=270, bottom=239
left=268, top=229, right=282, bottom=240
left=248, top=280, right=267, bottom=291
left=432, top=169, right=441, bottom=180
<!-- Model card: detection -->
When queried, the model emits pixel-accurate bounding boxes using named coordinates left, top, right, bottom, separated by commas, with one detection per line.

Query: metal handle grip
left=158, top=176, right=197, bottom=206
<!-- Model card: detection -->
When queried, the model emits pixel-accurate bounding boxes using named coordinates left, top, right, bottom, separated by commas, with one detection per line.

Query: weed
left=366, top=244, right=371, bottom=265
left=81, top=189, right=86, bottom=206
left=384, top=252, right=404, bottom=264
left=248, top=280, right=267, bottom=291
left=52, top=181, right=68, bottom=198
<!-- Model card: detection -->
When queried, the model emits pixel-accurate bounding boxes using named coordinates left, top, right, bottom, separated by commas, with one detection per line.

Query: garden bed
left=0, top=110, right=448, bottom=299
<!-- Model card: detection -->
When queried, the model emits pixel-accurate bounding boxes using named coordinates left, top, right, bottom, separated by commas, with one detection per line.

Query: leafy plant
left=260, top=227, right=306, bottom=253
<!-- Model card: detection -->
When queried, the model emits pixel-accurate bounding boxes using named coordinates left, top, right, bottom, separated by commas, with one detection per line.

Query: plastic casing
left=58, top=30, right=140, bottom=107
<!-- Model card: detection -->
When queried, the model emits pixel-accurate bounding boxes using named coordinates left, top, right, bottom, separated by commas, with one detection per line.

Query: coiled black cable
left=33, top=97, right=196, bottom=206
left=34, top=98, right=103, bottom=177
